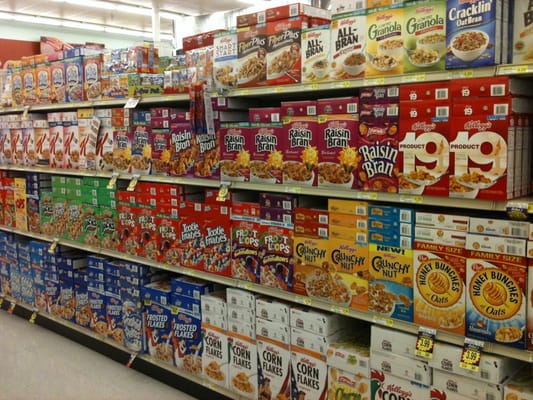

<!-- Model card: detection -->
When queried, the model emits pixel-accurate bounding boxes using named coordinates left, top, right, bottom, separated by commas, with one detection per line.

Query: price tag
left=459, top=338, right=484, bottom=371
left=415, top=327, right=436, bottom=358
left=372, top=315, right=394, bottom=327
left=107, top=172, right=119, bottom=189
left=400, top=195, right=423, bottom=204
left=356, top=191, right=378, bottom=200
left=294, top=296, right=313, bottom=306
left=451, top=69, right=474, bottom=79
left=275, top=86, right=285, bottom=93
left=499, top=64, right=529, bottom=75
left=29, top=312, right=38, bottom=324
left=0, top=297, right=4, bottom=308
left=217, top=182, right=231, bottom=202
left=330, top=305, right=350, bottom=315
left=237, top=281, right=253, bottom=290
left=284, top=186, right=302, bottom=194
left=364, top=78, right=386, bottom=86
left=125, top=353, right=137, bottom=368
left=401, top=73, right=426, bottom=83
left=127, top=174, right=140, bottom=191
left=22, top=105, right=31, bottom=120
left=124, top=97, right=141, bottom=109
left=7, top=301, right=16, bottom=314
left=48, top=238, right=59, bottom=254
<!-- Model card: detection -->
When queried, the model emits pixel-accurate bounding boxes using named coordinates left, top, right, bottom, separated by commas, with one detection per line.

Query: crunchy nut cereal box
left=259, top=223, right=294, bottom=292
left=283, top=116, right=319, bottom=186
left=398, top=100, right=450, bottom=196
left=231, top=219, right=261, bottom=283
left=366, top=4, right=405, bottom=77
left=330, top=10, right=367, bottom=81
left=290, top=346, right=328, bottom=400
left=220, top=122, right=251, bottom=182
left=302, top=24, right=331, bottom=84
left=250, top=123, right=284, bottom=184
left=237, top=24, right=268, bottom=88
left=293, top=236, right=329, bottom=296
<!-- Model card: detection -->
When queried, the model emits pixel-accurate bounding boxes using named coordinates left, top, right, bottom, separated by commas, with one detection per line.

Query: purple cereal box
left=250, top=123, right=283, bottom=184
left=169, top=121, right=195, bottom=177
left=151, top=129, right=171, bottom=176
left=130, top=125, right=152, bottom=175
left=194, top=130, right=220, bottom=180
left=282, top=116, right=318, bottom=186
left=259, top=223, right=294, bottom=292
left=220, top=122, right=251, bottom=182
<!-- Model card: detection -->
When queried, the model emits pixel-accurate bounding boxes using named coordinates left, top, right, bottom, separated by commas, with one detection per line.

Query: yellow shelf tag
left=415, top=327, right=436, bottom=359
left=127, top=174, right=140, bottom=192
left=107, top=172, right=119, bottom=190
left=459, top=338, right=484, bottom=372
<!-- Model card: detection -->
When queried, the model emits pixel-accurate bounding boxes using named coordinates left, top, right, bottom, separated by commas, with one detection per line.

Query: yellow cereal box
left=293, top=236, right=330, bottom=296
left=328, top=367, right=370, bottom=400
left=328, top=199, right=368, bottom=216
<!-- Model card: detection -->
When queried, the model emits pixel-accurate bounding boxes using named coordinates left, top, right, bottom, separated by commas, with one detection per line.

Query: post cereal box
left=220, top=122, right=251, bottom=182
left=466, top=234, right=527, bottom=349
left=330, top=10, right=367, bottom=81
left=317, top=114, right=359, bottom=189
left=290, top=346, right=328, bottom=400
left=237, top=24, right=268, bottom=88
left=283, top=116, right=319, bottom=186
left=512, top=1, right=533, bottom=64
left=366, top=4, right=404, bottom=77
left=266, top=17, right=306, bottom=86
left=231, top=219, right=261, bottom=283
left=398, top=100, right=450, bottom=197
left=214, top=29, right=238, bottom=91
left=203, top=323, right=230, bottom=389
left=445, top=0, right=506, bottom=69
left=228, top=332, right=258, bottom=399
left=368, top=244, right=414, bottom=322
left=403, top=0, right=446, bottom=73
left=144, top=302, right=173, bottom=365
left=250, top=123, right=283, bottom=184
left=413, top=227, right=466, bottom=335
left=257, top=333, right=291, bottom=400
left=327, top=367, right=370, bottom=400
left=259, top=223, right=294, bottom=292
left=302, top=24, right=331, bottom=84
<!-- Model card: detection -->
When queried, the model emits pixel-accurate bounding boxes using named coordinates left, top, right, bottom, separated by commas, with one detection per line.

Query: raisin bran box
left=169, top=121, right=195, bottom=178
left=512, top=1, right=533, bottom=64
left=398, top=100, right=450, bottom=197
left=330, top=10, right=367, bottom=81
left=220, top=122, right=251, bottom=182
left=282, top=116, right=319, bottom=186
left=301, top=24, right=331, bottom=84
left=259, top=222, right=294, bottom=292
left=250, top=123, right=283, bottom=184
left=237, top=24, right=268, bottom=88
left=317, top=114, right=359, bottom=190
left=194, top=130, right=220, bottom=180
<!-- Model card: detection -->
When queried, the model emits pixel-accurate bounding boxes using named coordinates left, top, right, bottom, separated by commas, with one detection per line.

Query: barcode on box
left=436, top=106, right=449, bottom=118
left=511, top=227, right=528, bottom=238
left=356, top=233, right=367, bottom=244
left=348, top=103, right=358, bottom=114
left=307, top=105, right=317, bottom=116
left=283, top=215, right=292, bottom=224
left=357, top=220, right=367, bottom=230
left=480, top=371, right=489, bottom=380
left=387, top=106, right=399, bottom=117
left=494, top=104, right=509, bottom=116
left=356, top=1, right=364, bottom=10
left=282, top=201, right=291, bottom=210
left=490, top=84, right=505, bottom=96
left=414, top=373, right=422, bottom=381
left=400, top=210, right=412, bottom=223
left=388, top=87, right=399, bottom=97
left=318, top=215, right=328, bottom=224
left=436, top=88, right=449, bottom=100
left=356, top=206, right=367, bottom=216
left=258, top=12, right=266, bottom=24
left=506, top=245, right=522, bottom=256
left=401, top=224, right=412, bottom=236
left=217, top=97, right=227, bottom=107
left=290, top=4, right=298, bottom=17
left=360, top=360, right=367, bottom=367
left=318, top=227, right=328, bottom=237
left=400, top=236, right=412, bottom=248
left=271, top=113, right=280, bottom=123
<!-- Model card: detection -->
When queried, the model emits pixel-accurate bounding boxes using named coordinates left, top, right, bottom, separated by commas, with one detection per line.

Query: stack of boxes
left=29, top=240, right=48, bottom=313
left=18, top=241, right=34, bottom=307
left=6, top=236, right=19, bottom=300
left=26, top=173, right=51, bottom=234
left=86, top=255, right=108, bottom=336
left=59, top=253, right=87, bottom=324
left=0, top=233, right=10, bottom=297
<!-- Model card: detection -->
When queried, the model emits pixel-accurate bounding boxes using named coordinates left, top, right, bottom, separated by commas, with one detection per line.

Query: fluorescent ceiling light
left=62, top=20, right=105, bottom=31
left=65, top=0, right=116, bottom=10
left=116, top=4, right=152, bottom=16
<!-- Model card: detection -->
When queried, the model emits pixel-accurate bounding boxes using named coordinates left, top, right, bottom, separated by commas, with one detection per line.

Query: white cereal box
left=202, top=323, right=230, bottom=389
left=213, top=29, right=238, bottom=91
left=330, top=10, right=366, bottom=81
left=228, top=332, right=258, bottom=399
left=302, top=24, right=330, bottom=84
left=370, top=325, right=418, bottom=359
left=469, top=217, right=530, bottom=239
left=227, top=287, right=260, bottom=310
left=290, top=327, right=343, bottom=357
left=327, top=337, right=371, bottom=378
left=445, top=0, right=507, bottom=69
left=503, top=366, right=533, bottom=400
left=511, top=2, right=533, bottom=64
left=371, top=370, right=430, bottom=400
left=415, top=212, right=469, bottom=232
left=289, top=306, right=343, bottom=336
left=327, top=367, right=370, bottom=400
left=330, top=0, right=366, bottom=15
left=432, top=369, right=504, bottom=400
left=255, top=297, right=290, bottom=324
left=290, top=346, right=328, bottom=400
left=256, top=317, right=291, bottom=345
left=257, top=334, right=292, bottom=400
left=370, top=349, right=432, bottom=386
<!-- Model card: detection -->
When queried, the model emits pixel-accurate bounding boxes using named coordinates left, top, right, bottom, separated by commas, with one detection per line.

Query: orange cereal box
left=293, top=236, right=329, bottom=297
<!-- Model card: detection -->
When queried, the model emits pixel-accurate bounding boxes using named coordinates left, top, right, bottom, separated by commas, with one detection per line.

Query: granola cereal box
left=144, top=302, right=173, bottom=365
left=301, top=24, right=331, bottom=84
left=317, top=114, right=359, bottom=189
left=202, top=323, right=230, bottom=389
left=403, top=0, right=446, bottom=73
left=231, top=219, right=261, bottom=283
left=220, top=122, right=251, bottom=182
left=250, top=123, right=284, bottom=184
left=366, top=4, right=404, bottom=77
left=228, top=332, right=258, bottom=399
left=368, top=244, right=414, bottom=322
left=259, top=223, right=294, bottom=292
left=330, top=10, right=367, bottom=81
left=282, top=116, right=319, bottom=186
left=445, top=0, right=507, bottom=69
left=290, top=346, right=328, bottom=400
left=237, top=24, right=268, bottom=88
left=398, top=100, right=450, bottom=197
left=266, top=17, right=306, bottom=86
left=214, top=29, right=238, bottom=90
left=257, top=332, right=292, bottom=400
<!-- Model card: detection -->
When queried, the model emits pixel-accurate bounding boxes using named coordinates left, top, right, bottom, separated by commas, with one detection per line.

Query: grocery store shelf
left=497, top=63, right=533, bottom=76
left=2, top=224, right=533, bottom=363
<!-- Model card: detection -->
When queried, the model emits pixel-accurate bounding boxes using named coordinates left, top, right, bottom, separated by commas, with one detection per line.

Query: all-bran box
left=368, top=244, right=414, bottom=322
left=202, top=323, right=230, bottom=389
left=266, top=17, right=306, bottom=86
left=220, top=122, right=251, bottom=182
left=169, top=121, right=195, bottom=177
left=414, top=227, right=467, bottom=335
left=282, top=116, right=319, bottom=186
left=301, top=24, right=331, bottom=83
left=403, top=0, right=446, bottom=73
left=445, top=0, right=506, bottom=69
left=366, top=4, right=404, bottom=77
left=144, top=301, right=173, bottom=365
left=317, top=114, right=360, bottom=189
left=512, top=1, right=533, bottom=64
left=290, top=346, right=328, bottom=400
left=228, top=332, right=258, bottom=399
left=213, top=29, right=238, bottom=90
left=398, top=100, right=450, bottom=197
left=237, top=24, right=268, bottom=88
left=259, top=222, right=294, bottom=292
left=330, top=10, right=367, bottom=81
left=466, top=234, right=527, bottom=348
left=257, top=332, right=292, bottom=400
left=250, top=123, right=283, bottom=184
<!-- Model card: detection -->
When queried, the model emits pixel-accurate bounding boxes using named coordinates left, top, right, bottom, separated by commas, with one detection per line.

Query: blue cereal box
left=170, top=276, right=215, bottom=300
left=144, top=302, right=173, bottom=365
left=122, top=301, right=145, bottom=353
left=106, top=290, right=124, bottom=345
left=171, top=307, right=203, bottom=375
left=446, top=0, right=507, bottom=69
left=75, top=281, right=90, bottom=328
left=45, top=278, right=61, bottom=317
left=142, top=280, right=172, bottom=306
left=88, top=286, right=108, bottom=335
left=60, top=277, right=76, bottom=322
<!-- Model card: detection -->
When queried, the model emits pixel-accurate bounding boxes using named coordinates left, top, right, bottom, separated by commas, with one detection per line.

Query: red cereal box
left=137, top=207, right=158, bottom=260
left=204, top=217, right=232, bottom=277
left=250, top=123, right=284, bottom=184
left=117, top=204, right=140, bottom=256
left=317, top=97, right=359, bottom=115
left=220, top=122, right=251, bottom=183
left=450, top=76, right=533, bottom=99
left=266, top=17, right=306, bottom=86
left=150, top=129, right=171, bottom=176
left=399, top=82, right=450, bottom=102
left=231, top=219, right=261, bottom=283
left=266, top=4, right=330, bottom=23
left=317, top=114, right=359, bottom=190
left=169, top=121, right=195, bottom=177
left=282, top=116, right=319, bottom=186
left=156, top=209, right=180, bottom=266
left=259, top=223, right=294, bottom=292
left=398, top=100, right=450, bottom=197
left=359, top=85, right=400, bottom=103
left=112, top=126, right=132, bottom=173
left=237, top=24, right=268, bottom=88
left=194, top=130, right=220, bottom=180
left=62, top=112, right=80, bottom=169
left=179, top=217, right=205, bottom=271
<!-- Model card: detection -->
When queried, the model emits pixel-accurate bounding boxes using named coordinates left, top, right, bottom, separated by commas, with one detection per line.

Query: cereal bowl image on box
left=450, top=30, right=489, bottom=62
left=305, top=271, right=353, bottom=307
left=366, top=52, right=400, bottom=73
left=405, top=47, right=441, bottom=68
left=318, top=162, right=356, bottom=188
left=238, top=52, right=267, bottom=86
left=341, top=52, right=366, bottom=77
left=283, top=161, right=315, bottom=185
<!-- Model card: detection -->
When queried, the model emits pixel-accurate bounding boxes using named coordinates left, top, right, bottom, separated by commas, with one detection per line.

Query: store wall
left=0, top=38, right=40, bottom=66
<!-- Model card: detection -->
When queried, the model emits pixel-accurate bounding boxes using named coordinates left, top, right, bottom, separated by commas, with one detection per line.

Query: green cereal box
left=39, top=191, right=55, bottom=236
left=82, top=176, right=109, bottom=188
left=99, top=206, right=119, bottom=251
left=66, top=187, right=83, bottom=200
left=51, top=175, right=67, bottom=188
left=64, top=201, right=83, bottom=241
left=66, top=177, right=83, bottom=187
left=52, top=198, right=69, bottom=238
left=81, top=205, right=99, bottom=247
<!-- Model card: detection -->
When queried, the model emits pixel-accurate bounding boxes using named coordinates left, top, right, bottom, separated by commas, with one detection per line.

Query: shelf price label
left=126, top=353, right=137, bottom=368
left=356, top=191, right=378, bottom=201
left=372, top=315, right=394, bottom=327
left=415, top=327, right=436, bottom=359
left=400, top=195, right=423, bottom=204
left=7, top=301, right=16, bottom=314
left=48, top=238, right=60, bottom=254
left=29, top=311, right=38, bottom=324
left=294, top=296, right=313, bottom=306
left=237, top=281, right=253, bottom=291
left=506, top=202, right=529, bottom=220
left=460, top=338, right=484, bottom=371
left=22, top=105, right=31, bottom=120
left=330, top=305, right=350, bottom=316
left=124, top=97, right=141, bottom=109
left=127, top=174, right=141, bottom=192
left=217, top=182, right=231, bottom=202
left=107, top=172, right=119, bottom=189
left=0, top=297, right=4, bottom=308
left=499, top=65, right=529, bottom=75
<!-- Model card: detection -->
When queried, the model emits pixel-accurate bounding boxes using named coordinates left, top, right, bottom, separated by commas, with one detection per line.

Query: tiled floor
left=0, top=311, right=197, bottom=400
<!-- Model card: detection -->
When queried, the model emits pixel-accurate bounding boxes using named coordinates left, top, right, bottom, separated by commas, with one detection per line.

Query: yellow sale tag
left=29, top=312, right=37, bottom=324
left=460, top=338, right=483, bottom=371
left=415, top=327, right=436, bottom=359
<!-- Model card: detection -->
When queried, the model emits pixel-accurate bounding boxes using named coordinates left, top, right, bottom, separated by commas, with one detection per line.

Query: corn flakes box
left=290, top=346, right=328, bottom=400
left=317, top=114, right=359, bottom=190
left=282, top=116, right=319, bottom=186
left=259, top=222, right=294, bottom=292
left=257, top=334, right=291, bottom=400
left=403, top=0, right=446, bottom=73
left=466, top=240, right=527, bottom=349
left=250, top=123, right=284, bottom=184
left=371, top=370, right=430, bottom=400
left=301, top=24, right=331, bottom=83
left=231, top=219, right=261, bottom=283
left=398, top=100, right=450, bottom=197
left=228, top=332, right=258, bottom=399
left=366, top=3, right=404, bottom=77
left=237, top=24, right=268, bottom=88
left=368, top=243, right=414, bottom=322
left=202, top=323, right=230, bottom=389
left=220, top=122, right=251, bottom=182
left=330, top=10, right=367, bottom=81
left=445, top=0, right=506, bottom=69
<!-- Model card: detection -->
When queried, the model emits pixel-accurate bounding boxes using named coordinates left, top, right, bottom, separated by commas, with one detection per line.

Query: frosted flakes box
left=237, top=24, right=268, bottom=88
left=171, top=307, right=203, bottom=375
left=371, top=370, right=430, bottom=400
left=290, top=346, right=328, bottom=400
left=257, top=334, right=292, bottom=400
left=88, top=286, right=108, bottom=335
left=328, top=367, right=370, bottom=400
left=228, top=332, right=258, bottom=399
left=231, top=219, right=261, bottom=283
left=213, top=29, right=238, bottom=90
left=259, top=223, right=294, bottom=292
left=106, top=290, right=124, bottom=345
left=220, top=122, right=251, bottom=182
left=445, top=0, right=506, bottom=69
left=330, top=10, right=367, bottom=80
left=317, top=114, right=359, bottom=189
left=282, top=116, right=319, bottom=186
left=144, top=302, right=173, bottom=365
left=301, top=24, right=331, bottom=83
left=398, top=100, right=450, bottom=197
left=366, top=4, right=404, bottom=77
left=250, top=123, right=283, bottom=184
left=202, top=323, right=230, bottom=388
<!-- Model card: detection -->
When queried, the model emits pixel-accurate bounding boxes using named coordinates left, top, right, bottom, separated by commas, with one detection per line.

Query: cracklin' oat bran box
left=330, top=10, right=366, bottom=81
left=512, top=1, right=533, bottom=64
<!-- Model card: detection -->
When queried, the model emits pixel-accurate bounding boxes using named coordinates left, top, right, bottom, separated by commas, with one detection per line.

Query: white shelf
left=2, top=224, right=533, bottom=363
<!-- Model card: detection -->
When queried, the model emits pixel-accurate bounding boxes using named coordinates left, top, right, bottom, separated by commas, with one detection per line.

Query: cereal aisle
left=3, top=1, right=533, bottom=400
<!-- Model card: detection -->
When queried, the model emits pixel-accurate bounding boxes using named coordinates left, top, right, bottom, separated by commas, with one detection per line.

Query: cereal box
left=122, top=301, right=144, bottom=353
left=366, top=4, right=404, bottom=77
left=117, top=204, right=140, bottom=256
left=512, top=2, right=533, bottom=64
left=250, top=123, right=283, bottom=184
left=403, top=0, right=446, bottom=73
left=62, top=113, right=79, bottom=169
left=83, top=53, right=102, bottom=101
left=317, top=114, right=359, bottom=189
left=36, top=62, right=52, bottom=104
left=171, top=307, right=203, bottom=375
left=465, top=236, right=527, bottom=348
left=96, top=122, right=113, bottom=172
left=368, top=244, right=414, bottom=322
left=22, top=64, right=37, bottom=106
left=228, top=332, right=258, bottom=399
left=169, top=121, right=195, bottom=177
left=259, top=223, right=294, bottom=292
left=48, top=115, right=63, bottom=168
left=445, top=0, right=506, bottom=69
left=292, top=236, right=329, bottom=296
left=106, top=290, right=124, bottom=345
left=432, top=369, right=505, bottom=400
left=144, top=302, right=173, bottom=365
left=290, top=346, right=328, bottom=400
left=10, top=121, right=23, bottom=166
left=231, top=219, right=261, bottom=283
left=503, top=366, right=533, bottom=400
left=282, top=116, right=319, bottom=186
left=78, top=117, right=99, bottom=170
left=257, top=333, right=291, bottom=400
left=179, top=217, right=205, bottom=271
left=328, top=367, right=371, bottom=400
left=370, top=350, right=432, bottom=386
left=130, top=124, right=151, bottom=175
left=50, top=61, right=66, bottom=103
left=88, top=285, right=108, bottom=335
left=33, top=119, right=49, bottom=166
left=21, top=120, right=35, bottom=167
left=194, top=130, right=220, bottom=180
left=64, top=57, right=83, bottom=103
left=213, top=29, right=238, bottom=90
left=266, top=17, right=306, bottom=86
left=220, top=122, right=251, bottom=182
left=150, top=129, right=171, bottom=176
left=330, top=10, right=367, bottom=81
left=301, top=24, right=330, bottom=84
left=398, top=100, right=450, bottom=197
left=203, top=217, right=232, bottom=277
left=112, top=126, right=131, bottom=173
left=327, top=337, right=371, bottom=378
left=237, top=24, right=268, bottom=88
left=99, top=206, right=118, bottom=251
left=203, top=323, right=230, bottom=388
left=371, top=370, right=430, bottom=400
left=11, top=67, right=23, bottom=107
